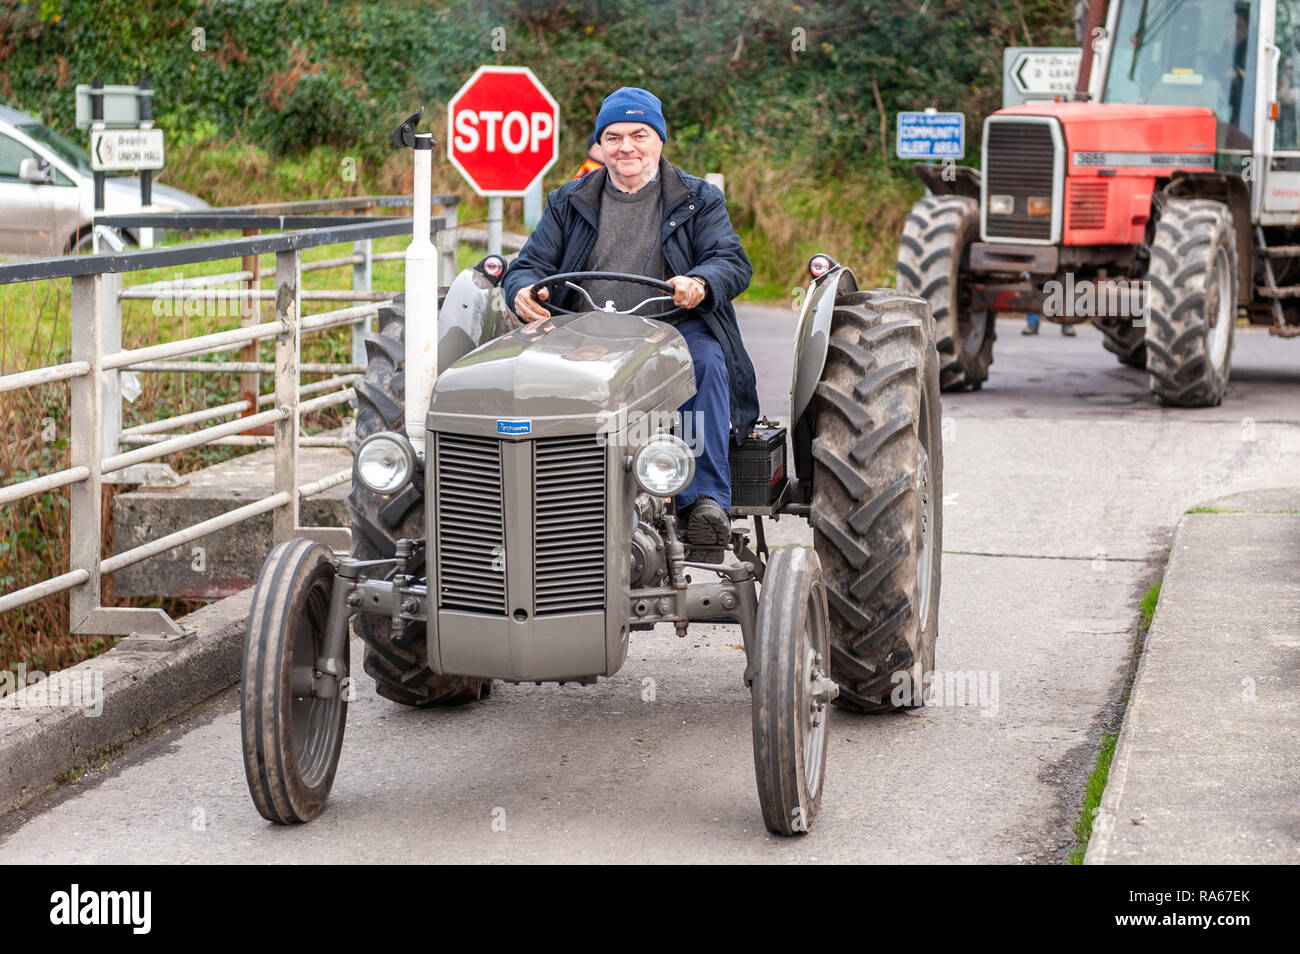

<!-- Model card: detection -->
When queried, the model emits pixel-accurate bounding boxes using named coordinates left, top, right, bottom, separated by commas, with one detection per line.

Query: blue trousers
left=674, top=317, right=732, bottom=511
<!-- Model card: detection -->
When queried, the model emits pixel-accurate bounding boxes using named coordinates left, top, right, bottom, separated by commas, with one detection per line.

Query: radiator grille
left=534, top=436, right=606, bottom=616
left=436, top=433, right=506, bottom=615
left=985, top=121, right=1057, bottom=240
left=1067, top=179, right=1108, bottom=230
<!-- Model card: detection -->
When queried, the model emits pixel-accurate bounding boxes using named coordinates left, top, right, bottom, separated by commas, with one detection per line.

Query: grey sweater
left=581, top=175, right=668, bottom=314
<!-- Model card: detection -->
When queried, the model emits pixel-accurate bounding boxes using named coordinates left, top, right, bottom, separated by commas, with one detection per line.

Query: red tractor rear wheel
left=1144, top=198, right=1237, bottom=407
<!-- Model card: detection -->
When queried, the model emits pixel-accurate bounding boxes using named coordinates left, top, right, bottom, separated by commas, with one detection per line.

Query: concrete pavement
left=1086, top=490, right=1300, bottom=864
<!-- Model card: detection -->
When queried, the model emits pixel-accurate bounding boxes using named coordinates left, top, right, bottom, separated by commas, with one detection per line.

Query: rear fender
left=1161, top=172, right=1252, bottom=307
left=789, top=263, right=858, bottom=487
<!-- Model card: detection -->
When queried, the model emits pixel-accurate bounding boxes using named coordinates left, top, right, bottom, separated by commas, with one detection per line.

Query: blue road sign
left=896, top=111, right=965, bottom=160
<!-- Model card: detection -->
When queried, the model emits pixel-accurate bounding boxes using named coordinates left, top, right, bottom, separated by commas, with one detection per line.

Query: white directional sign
left=90, top=128, right=165, bottom=172
left=1003, top=47, right=1082, bottom=107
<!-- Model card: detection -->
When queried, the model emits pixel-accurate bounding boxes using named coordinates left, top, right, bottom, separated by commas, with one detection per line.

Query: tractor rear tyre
left=1144, top=198, right=1237, bottom=406
left=242, top=538, right=348, bottom=824
left=347, top=298, right=491, bottom=707
left=1092, top=319, right=1147, bottom=368
left=810, top=289, right=943, bottom=712
left=896, top=195, right=995, bottom=391
left=752, top=546, right=835, bottom=836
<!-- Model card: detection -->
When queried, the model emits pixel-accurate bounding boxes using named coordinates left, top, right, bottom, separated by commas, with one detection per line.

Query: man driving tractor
left=503, top=86, right=759, bottom=562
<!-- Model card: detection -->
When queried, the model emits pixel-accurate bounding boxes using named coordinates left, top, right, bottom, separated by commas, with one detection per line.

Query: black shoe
left=684, top=496, right=730, bottom=564
left=1061, top=323, right=1077, bottom=336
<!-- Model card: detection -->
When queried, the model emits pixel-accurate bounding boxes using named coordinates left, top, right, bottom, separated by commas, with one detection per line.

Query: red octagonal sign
left=447, top=66, right=560, bottom=197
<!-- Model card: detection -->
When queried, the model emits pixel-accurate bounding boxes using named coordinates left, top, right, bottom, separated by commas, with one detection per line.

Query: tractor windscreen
left=1102, top=0, right=1259, bottom=150
left=1276, top=0, right=1300, bottom=149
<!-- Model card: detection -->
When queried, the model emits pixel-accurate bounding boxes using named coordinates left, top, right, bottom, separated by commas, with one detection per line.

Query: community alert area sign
left=896, top=111, right=965, bottom=160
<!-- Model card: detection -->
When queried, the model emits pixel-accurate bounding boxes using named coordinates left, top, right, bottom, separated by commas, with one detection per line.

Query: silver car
left=0, top=103, right=209, bottom=258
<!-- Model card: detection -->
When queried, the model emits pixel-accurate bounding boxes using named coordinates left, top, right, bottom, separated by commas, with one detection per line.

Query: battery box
left=729, top=423, right=787, bottom=508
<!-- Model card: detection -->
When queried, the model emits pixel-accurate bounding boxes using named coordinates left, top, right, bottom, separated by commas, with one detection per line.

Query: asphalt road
left=2, top=309, right=1298, bottom=863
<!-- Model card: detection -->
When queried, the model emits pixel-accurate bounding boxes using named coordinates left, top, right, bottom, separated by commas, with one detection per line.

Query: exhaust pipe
left=1073, top=0, right=1108, bottom=99
left=392, top=109, right=438, bottom=461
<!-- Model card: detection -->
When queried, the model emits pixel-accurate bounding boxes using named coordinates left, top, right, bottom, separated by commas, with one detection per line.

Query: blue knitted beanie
left=595, top=87, right=667, bottom=143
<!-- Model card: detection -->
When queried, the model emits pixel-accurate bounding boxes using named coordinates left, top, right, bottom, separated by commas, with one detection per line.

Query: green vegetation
left=1067, top=731, right=1117, bottom=865
left=1184, top=506, right=1242, bottom=514
left=2, top=0, right=1074, bottom=293
left=3, top=0, right=1073, bottom=171
left=1138, top=582, right=1161, bottom=631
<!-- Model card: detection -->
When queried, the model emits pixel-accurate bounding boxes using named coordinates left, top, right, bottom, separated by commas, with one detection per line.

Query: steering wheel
left=529, top=271, right=686, bottom=320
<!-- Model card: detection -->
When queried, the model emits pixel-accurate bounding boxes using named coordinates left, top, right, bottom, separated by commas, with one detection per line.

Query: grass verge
left=1064, top=577, right=1162, bottom=863
left=1067, top=732, right=1118, bottom=865
left=1138, top=582, right=1162, bottom=631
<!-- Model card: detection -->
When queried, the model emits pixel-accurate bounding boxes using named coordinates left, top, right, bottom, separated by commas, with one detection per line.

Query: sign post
left=138, top=81, right=155, bottom=248
left=90, top=80, right=104, bottom=252
left=77, top=79, right=166, bottom=249
left=447, top=66, right=560, bottom=254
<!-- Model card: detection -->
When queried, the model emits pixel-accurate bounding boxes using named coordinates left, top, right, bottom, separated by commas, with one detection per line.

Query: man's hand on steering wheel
left=666, top=275, right=707, bottom=310
left=514, top=284, right=552, bottom=323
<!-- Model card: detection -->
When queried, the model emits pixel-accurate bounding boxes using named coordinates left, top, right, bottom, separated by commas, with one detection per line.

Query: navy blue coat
left=502, top=158, right=760, bottom=445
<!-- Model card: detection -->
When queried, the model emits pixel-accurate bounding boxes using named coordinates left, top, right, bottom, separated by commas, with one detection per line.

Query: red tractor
left=898, top=0, right=1300, bottom=406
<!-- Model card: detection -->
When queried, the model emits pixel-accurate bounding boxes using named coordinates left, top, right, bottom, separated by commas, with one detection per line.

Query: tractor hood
left=425, top=310, right=696, bottom=440
left=994, top=102, right=1217, bottom=176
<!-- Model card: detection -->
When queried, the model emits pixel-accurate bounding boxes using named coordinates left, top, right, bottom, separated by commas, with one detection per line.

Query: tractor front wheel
left=241, top=538, right=349, bottom=824
left=752, top=545, right=835, bottom=836
left=1092, top=319, right=1148, bottom=369
left=896, top=195, right=995, bottom=391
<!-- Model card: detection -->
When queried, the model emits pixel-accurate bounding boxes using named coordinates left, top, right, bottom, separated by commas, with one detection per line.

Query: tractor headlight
left=355, top=432, right=415, bottom=494
left=633, top=434, right=695, bottom=497
left=1027, top=196, right=1052, bottom=217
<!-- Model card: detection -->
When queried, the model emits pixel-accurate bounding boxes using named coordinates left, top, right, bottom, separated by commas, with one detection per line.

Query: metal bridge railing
left=0, top=196, right=460, bottom=642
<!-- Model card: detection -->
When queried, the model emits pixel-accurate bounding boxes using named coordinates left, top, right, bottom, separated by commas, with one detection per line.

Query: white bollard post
left=405, top=133, right=438, bottom=461
left=487, top=195, right=503, bottom=257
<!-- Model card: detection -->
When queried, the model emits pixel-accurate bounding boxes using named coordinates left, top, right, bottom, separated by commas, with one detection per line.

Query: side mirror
left=18, top=157, right=53, bottom=184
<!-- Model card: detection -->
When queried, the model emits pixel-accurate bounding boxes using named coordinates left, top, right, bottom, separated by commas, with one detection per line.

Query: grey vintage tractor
left=241, top=110, right=943, bottom=837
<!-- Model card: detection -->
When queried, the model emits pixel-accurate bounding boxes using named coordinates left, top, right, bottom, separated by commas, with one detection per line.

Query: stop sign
left=447, top=66, right=560, bottom=196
